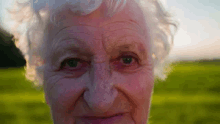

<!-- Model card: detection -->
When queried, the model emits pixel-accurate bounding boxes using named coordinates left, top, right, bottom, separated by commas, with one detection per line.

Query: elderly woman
left=3, top=0, right=177, bottom=123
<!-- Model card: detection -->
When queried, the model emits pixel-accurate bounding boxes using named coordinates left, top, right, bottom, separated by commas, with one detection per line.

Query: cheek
left=113, top=68, right=154, bottom=106
left=112, top=68, right=154, bottom=123
left=44, top=74, right=88, bottom=112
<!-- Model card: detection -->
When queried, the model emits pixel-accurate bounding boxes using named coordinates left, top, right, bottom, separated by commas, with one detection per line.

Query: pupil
left=122, top=57, right=132, bottom=64
left=68, top=60, right=78, bottom=67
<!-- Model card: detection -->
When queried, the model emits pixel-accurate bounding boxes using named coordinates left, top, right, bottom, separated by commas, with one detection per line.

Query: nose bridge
left=90, top=61, right=113, bottom=95
left=92, top=61, right=110, bottom=85
left=84, top=61, right=118, bottom=113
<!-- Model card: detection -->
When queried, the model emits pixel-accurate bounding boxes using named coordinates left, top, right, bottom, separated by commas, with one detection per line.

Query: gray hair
left=3, top=0, right=178, bottom=86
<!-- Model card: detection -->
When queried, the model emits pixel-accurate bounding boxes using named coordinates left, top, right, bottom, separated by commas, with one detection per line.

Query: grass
left=150, top=61, right=220, bottom=124
left=0, top=61, right=220, bottom=124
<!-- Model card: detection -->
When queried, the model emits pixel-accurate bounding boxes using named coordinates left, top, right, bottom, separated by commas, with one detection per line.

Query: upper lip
left=80, top=113, right=125, bottom=119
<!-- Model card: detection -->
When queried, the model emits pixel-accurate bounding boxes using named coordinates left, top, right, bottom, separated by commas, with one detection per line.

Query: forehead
left=46, top=0, right=150, bottom=60
left=48, top=0, right=147, bottom=37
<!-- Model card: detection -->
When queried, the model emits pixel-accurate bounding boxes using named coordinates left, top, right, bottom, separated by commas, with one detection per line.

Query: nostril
left=83, top=88, right=118, bottom=113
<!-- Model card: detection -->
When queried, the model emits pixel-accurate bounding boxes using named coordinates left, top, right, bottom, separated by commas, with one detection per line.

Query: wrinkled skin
left=43, top=0, right=154, bottom=123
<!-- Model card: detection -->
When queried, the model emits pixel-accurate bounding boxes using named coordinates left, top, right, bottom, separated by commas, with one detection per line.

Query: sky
left=162, top=0, right=220, bottom=61
left=0, top=0, right=220, bottom=61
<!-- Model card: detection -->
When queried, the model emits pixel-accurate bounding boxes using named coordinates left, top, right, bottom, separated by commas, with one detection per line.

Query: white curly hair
left=2, top=0, right=178, bottom=86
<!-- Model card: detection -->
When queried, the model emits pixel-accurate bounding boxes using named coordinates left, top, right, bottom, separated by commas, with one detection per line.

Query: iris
left=67, top=59, right=79, bottom=67
left=122, top=57, right=133, bottom=64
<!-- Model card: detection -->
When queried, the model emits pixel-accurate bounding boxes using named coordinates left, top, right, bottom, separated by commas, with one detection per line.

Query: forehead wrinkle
left=53, top=26, right=71, bottom=39
left=103, top=28, right=146, bottom=46
left=51, top=24, right=102, bottom=41
left=103, top=28, right=143, bottom=40
left=100, top=20, right=145, bottom=35
left=52, top=25, right=102, bottom=50
left=56, top=29, right=97, bottom=39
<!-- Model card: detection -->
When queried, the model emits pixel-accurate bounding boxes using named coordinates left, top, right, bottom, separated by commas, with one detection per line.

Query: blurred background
left=0, top=0, right=220, bottom=124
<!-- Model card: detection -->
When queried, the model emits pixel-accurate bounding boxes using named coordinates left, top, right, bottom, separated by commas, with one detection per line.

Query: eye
left=112, top=54, right=140, bottom=71
left=60, top=58, right=86, bottom=70
left=67, top=59, right=79, bottom=67
left=120, top=56, right=135, bottom=65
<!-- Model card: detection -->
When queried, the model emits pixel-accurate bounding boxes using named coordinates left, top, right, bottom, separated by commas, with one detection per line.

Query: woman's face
left=44, top=0, right=154, bottom=124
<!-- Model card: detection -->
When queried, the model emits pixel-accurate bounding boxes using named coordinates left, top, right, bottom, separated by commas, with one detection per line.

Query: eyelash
left=60, top=54, right=140, bottom=71
left=60, top=58, right=87, bottom=70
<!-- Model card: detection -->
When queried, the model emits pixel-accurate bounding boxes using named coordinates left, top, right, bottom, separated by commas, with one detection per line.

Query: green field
left=0, top=61, right=220, bottom=124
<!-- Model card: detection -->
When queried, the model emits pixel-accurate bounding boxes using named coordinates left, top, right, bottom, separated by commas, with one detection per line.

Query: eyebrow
left=106, top=41, right=148, bottom=61
left=49, top=38, right=93, bottom=64
left=50, top=32, right=148, bottom=64
left=56, top=44, right=92, bottom=56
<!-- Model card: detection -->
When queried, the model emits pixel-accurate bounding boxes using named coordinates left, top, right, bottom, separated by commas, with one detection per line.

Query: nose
left=83, top=62, right=118, bottom=113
